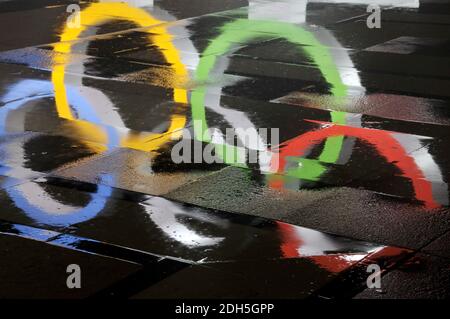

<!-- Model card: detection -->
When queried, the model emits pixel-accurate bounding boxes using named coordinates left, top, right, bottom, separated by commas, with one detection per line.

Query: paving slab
left=422, top=230, right=450, bottom=259
left=355, top=253, right=450, bottom=299
left=166, top=164, right=450, bottom=250
left=262, top=188, right=450, bottom=250
left=0, top=177, right=143, bottom=230
left=0, top=233, right=142, bottom=299
left=0, top=132, right=98, bottom=180
left=53, top=146, right=225, bottom=196
left=165, top=166, right=339, bottom=214
left=68, top=194, right=388, bottom=263
left=132, top=265, right=261, bottom=299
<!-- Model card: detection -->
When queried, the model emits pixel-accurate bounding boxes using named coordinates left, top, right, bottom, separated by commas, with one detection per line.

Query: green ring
left=191, top=19, right=349, bottom=180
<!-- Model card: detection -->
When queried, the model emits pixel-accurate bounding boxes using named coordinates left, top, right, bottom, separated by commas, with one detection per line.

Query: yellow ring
left=51, top=2, right=188, bottom=152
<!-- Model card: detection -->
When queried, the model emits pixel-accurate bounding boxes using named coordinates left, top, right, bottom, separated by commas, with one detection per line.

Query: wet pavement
left=0, top=0, right=449, bottom=299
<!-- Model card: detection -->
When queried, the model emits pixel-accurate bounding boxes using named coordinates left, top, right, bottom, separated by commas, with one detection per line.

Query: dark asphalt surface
left=0, top=0, right=449, bottom=299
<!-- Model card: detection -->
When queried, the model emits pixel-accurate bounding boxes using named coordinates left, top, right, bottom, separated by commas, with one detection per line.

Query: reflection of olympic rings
left=52, top=2, right=189, bottom=153
left=191, top=19, right=357, bottom=177
left=190, top=17, right=447, bottom=209
left=8, top=175, right=113, bottom=227
left=0, top=1, right=194, bottom=226
left=0, top=79, right=114, bottom=226
left=277, top=120, right=447, bottom=209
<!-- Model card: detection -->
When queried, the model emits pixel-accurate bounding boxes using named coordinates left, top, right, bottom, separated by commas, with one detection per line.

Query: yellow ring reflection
left=52, top=2, right=188, bottom=152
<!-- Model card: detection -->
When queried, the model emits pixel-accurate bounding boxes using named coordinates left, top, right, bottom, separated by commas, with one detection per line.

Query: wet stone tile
left=0, top=0, right=241, bottom=54
left=274, top=136, right=394, bottom=186
left=68, top=195, right=384, bottom=263
left=381, top=6, right=450, bottom=25
left=164, top=143, right=448, bottom=218
left=351, top=167, right=450, bottom=210
left=0, top=178, right=132, bottom=230
left=152, top=0, right=248, bottom=20
left=418, top=0, right=450, bottom=15
left=114, top=38, right=248, bottom=69
left=273, top=111, right=449, bottom=208
left=303, top=2, right=371, bottom=25
left=0, top=220, right=60, bottom=242
left=135, top=257, right=350, bottom=299
left=347, top=133, right=450, bottom=208
left=197, top=95, right=334, bottom=144
left=115, top=45, right=175, bottom=66
left=313, top=246, right=413, bottom=299
left=0, top=47, right=184, bottom=86
left=0, top=174, right=30, bottom=190
left=355, top=253, right=450, bottom=299
left=225, top=55, right=341, bottom=86
left=7, top=78, right=188, bottom=127
left=47, top=233, right=192, bottom=298
left=274, top=92, right=450, bottom=127
left=207, top=259, right=326, bottom=299
left=48, top=31, right=165, bottom=58
left=170, top=118, right=447, bottom=201
left=366, top=96, right=450, bottom=126
left=1, top=97, right=124, bottom=146
left=165, top=166, right=274, bottom=214
left=241, top=182, right=350, bottom=221
left=273, top=91, right=383, bottom=115
left=365, top=73, right=450, bottom=99
left=328, top=18, right=450, bottom=51
left=352, top=113, right=450, bottom=138
left=71, top=57, right=162, bottom=80
left=52, top=146, right=224, bottom=196
left=0, top=132, right=98, bottom=177
left=202, top=257, right=358, bottom=299
left=261, top=186, right=450, bottom=250
left=114, top=65, right=244, bottom=91
left=132, top=264, right=260, bottom=299
left=0, top=5, right=71, bottom=51
left=0, top=233, right=142, bottom=299
left=0, top=0, right=84, bottom=14
left=210, top=2, right=368, bottom=33
left=346, top=173, right=445, bottom=208
left=422, top=227, right=450, bottom=259
left=0, top=62, right=196, bottom=151
left=37, top=176, right=152, bottom=203
left=365, top=36, right=450, bottom=56
left=233, top=39, right=356, bottom=67
left=219, top=66, right=339, bottom=102
left=352, top=50, right=450, bottom=79
left=192, top=45, right=448, bottom=100
left=11, top=88, right=191, bottom=139
left=0, top=47, right=89, bottom=71
left=0, top=62, right=51, bottom=101
left=165, top=166, right=351, bottom=214
left=207, top=6, right=249, bottom=19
